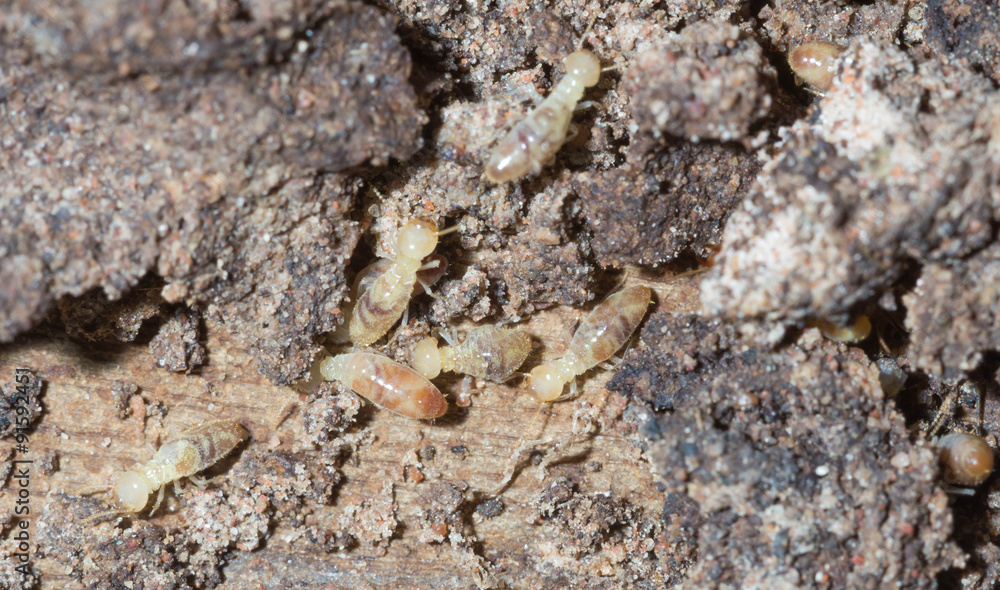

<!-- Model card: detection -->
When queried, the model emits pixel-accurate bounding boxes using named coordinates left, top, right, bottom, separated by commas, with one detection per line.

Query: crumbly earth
left=2, top=0, right=1000, bottom=588
left=110, top=380, right=139, bottom=420
left=759, top=0, right=907, bottom=53
left=53, top=281, right=162, bottom=344
left=923, top=0, right=1000, bottom=83
left=609, top=314, right=965, bottom=588
left=702, top=40, right=1000, bottom=340
left=904, top=243, right=1000, bottom=383
left=624, top=21, right=776, bottom=144
left=149, top=308, right=206, bottom=374
left=574, top=138, right=760, bottom=267
left=0, top=0, right=422, bottom=385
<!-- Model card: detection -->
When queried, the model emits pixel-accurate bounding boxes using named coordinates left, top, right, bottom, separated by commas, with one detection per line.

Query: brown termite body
left=485, top=49, right=602, bottom=183
left=331, top=254, right=447, bottom=344
left=320, top=351, right=448, bottom=419
left=410, top=325, right=532, bottom=382
left=109, top=420, right=248, bottom=516
left=939, top=432, right=994, bottom=487
left=350, top=219, right=447, bottom=346
left=787, top=41, right=845, bottom=93
left=527, top=285, right=652, bottom=402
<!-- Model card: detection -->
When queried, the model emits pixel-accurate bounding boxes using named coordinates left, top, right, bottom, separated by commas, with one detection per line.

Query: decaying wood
left=0, top=273, right=699, bottom=589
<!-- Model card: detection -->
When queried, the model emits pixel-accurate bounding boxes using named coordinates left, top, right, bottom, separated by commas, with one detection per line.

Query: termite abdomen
left=320, top=352, right=448, bottom=420
left=939, top=433, right=994, bottom=487
left=788, top=41, right=845, bottom=93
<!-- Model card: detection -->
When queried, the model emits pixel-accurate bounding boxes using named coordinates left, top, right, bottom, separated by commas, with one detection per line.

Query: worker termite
left=527, top=285, right=652, bottom=402
left=350, top=219, right=453, bottom=347
left=811, top=315, right=871, bottom=343
left=484, top=45, right=603, bottom=183
left=330, top=254, right=448, bottom=344
left=410, top=325, right=532, bottom=382
left=787, top=41, right=845, bottom=93
left=90, top=420, right=248, bottom=520
left=319, top=351, right=448, bottom=419
left=938, top=432, right=994, bottom=487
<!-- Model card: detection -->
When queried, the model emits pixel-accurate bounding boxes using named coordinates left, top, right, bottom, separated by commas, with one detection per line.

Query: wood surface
left=0, top=270, right=700, bottom=588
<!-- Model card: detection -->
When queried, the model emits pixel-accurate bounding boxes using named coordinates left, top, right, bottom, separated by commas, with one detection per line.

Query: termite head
left=939, top=433, right=994, bottom=487
left=527, top=364, right=566, bottom=402
left=565, top=49, right=601, bottom=87
left=398, top=218, right=439, bottom=260
left=112, top=470, right=151, bottom=513
left=411, top=337, right=442, bottom=379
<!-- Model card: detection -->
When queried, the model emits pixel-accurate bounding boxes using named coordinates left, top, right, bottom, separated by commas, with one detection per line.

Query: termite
left=350, top=219, right=451, bottom=347
left=484, top=46, right=603, bottom=183
left=319, top=351, right=448, bottom=419
left=787, top=41, right=845, bottom=93
left=91, top=420, right=248, bottom=519
left=938, top=432, right=994, bottom=487
left=410, top=325, right=532, bottom=382
left=810, top=315, right=871, bottom=343
left=526, top=285, right=652, bottom=402
left=331, top=254, right=448, bottom=344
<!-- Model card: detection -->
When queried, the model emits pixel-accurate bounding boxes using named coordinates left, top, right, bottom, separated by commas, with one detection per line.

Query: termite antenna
left=576, top=12, right=599, bottom=51
left=436, top=224, right=461, bottom=238
left=76, top=484, right=110, bottom=497
left=81, top=507, right=126, bottom=525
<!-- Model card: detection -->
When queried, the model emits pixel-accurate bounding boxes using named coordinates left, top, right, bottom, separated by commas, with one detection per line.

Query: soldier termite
left=410, top=325, right=532, bottom=382
left=88, top=420, right=248, bottom=520
left=787, top=41, right=845, bottom=93
left=484, top=29, right=605, bottom=183
left=330, top=254, right=448, bottom=344
left=319, top=351, right=448, bottom=419
left=526, top=285, right=652, bottom=402
left=350, top=219, right=454, bottom=347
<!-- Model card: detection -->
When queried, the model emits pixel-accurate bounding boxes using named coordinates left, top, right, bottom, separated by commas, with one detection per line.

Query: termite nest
left=11, top=2, right=1000, bottom=586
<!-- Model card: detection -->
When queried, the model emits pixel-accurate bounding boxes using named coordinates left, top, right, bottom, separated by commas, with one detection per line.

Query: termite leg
left=577, top=13, right=598, bottom=50
left=189, top=474, right=209, bottom=489
left=438, top=327, right=458, bottom=347
left=150, top=486, right=166, bottom=516
left=418, top=279, right=442, bottom=300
